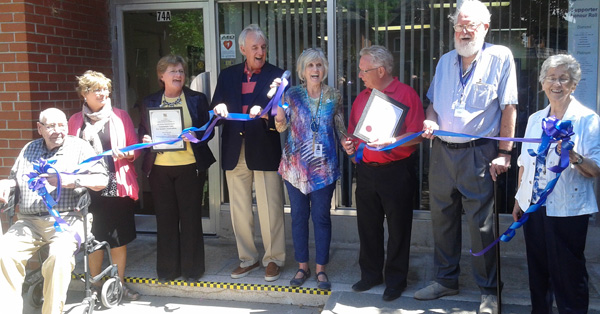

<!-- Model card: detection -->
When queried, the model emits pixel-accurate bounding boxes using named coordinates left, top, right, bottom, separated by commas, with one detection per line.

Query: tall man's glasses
left=453, top=23, right=481, bottom=32
left=358, top=66, right=381, bottom=75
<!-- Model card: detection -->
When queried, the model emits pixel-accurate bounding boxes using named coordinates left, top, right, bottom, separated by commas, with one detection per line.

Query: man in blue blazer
left=211, top=24, right=285, bottom=282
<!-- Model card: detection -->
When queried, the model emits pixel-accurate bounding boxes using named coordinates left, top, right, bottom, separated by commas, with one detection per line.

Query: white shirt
left=515, top=97, right=600, bottom=217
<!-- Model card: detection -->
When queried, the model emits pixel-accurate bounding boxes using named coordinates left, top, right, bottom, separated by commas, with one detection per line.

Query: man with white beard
left=417, top=1, right=517, bottom=314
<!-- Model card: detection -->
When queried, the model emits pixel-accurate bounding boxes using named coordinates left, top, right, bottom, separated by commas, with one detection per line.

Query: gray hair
left=156, top=54, right=187, bottom=88
left=449, top=0, right=491, bottom=25
left=239, top=24, right=268, bottom=49
left=359, top=45, right=394, bottom=74
left=296, top=48, right=329, bottom=82
left=39, top=108, right=67, bottom=124
left=539, top=54, right=581, bottom=85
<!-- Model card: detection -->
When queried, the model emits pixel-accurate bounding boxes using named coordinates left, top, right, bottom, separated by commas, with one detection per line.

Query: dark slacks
left=149, top=164, right=206, bottom=280
left=523, top=206, right=590, bottom=314
left=355, top=156, right=416, bottom=290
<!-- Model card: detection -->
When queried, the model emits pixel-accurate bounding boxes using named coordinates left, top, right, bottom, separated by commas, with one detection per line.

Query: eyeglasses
left=168, top=70, right=185, bottom=75
left=544, top=77, right=571, bottom=85
left=89, top=88, right=109, bottom=95
left=40, top=122, right=67, bottom=131
left=453, top=23, right=481, bottom=32
left=358, top=66, right=381, bottom=75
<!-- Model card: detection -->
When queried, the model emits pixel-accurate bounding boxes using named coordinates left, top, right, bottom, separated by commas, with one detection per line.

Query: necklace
left=161, top=93, right=182, bottom=107
left=305, top=86, right=323, bottom=133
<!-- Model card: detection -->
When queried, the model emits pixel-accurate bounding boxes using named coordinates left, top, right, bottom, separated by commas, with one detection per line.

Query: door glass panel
left=123, top=9, right=210, bottom=219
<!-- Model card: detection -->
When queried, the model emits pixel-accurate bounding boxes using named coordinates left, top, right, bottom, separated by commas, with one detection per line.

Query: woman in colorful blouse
left=275, top=48, right=346, bottom=289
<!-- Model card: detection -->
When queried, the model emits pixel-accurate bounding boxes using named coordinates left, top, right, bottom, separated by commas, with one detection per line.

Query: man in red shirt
left=342, top=45, right=424, bottom=302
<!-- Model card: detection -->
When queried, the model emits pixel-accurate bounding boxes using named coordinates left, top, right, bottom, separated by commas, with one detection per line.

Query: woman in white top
left=513, top=54, right=600, bottom=313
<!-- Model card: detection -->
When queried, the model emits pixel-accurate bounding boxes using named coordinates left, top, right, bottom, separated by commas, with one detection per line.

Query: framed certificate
left=353, top=89, right=409, bottom=143
left=148, top=107, right=185, bottom=152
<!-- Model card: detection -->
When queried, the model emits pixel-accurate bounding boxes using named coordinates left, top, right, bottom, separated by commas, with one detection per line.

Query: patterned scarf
left=81, top=99, right=113, bottom=155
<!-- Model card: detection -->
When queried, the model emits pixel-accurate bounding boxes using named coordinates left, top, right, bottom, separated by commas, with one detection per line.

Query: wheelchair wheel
left=100, top=277, right=123, bottom=308
left=26, top=280, right=44, bottom=308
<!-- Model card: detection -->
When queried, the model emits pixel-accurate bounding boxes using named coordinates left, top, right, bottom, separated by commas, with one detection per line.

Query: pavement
left=28, top=231, right=596, bottom=314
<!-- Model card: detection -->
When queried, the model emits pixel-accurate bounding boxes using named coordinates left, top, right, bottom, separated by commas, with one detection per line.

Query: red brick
left=24, top=33, right=46, bottom=44
left=44, top=16, right=63, bottom=27
left=20, top=92, right=49, bottom=101
left=0, top=167, right=12, bottom=177
left=55, top=27, right=72, bottom=38
left=0, top=13, right=13, bottom=23
left=0, top=93, right=18, bottom=101
left=36, top=43, right=51, bottom=54
left=14, top=33, right=28, bottom=42
left=1, top=111, right=18, bottom=121
left=35, top=24, right=54, bottom=35
left=9, top=139, right=31, bottom=148
left=20, top=129, right=37, bottom=139
left=7, top=120, right=34, bottom=131
left=39, top=83, right=58, bottom=91
left=1, top=103, right=14, bottom=111
left=10, top=42, right=36, bottom=52
left=2, top=22, right=35, bottom=33
left=19, top=72, right=48, bottom=82
left=0, top=73, right=17, bottom=81
left=35, top=5, right=52, bottom=16
left=5, top=82, right=31, bottom=92
left=4, top=63, right=31, bottom=72
left=0, top=140, right=8, bottom=148
left=38, top=63, right=56, bottom=73
left=0, top=149, right=23, bottom=158
left=0, top=44, right=8, bottom=53
left=0, top=53, right=16, bottom=62
left=18, top=110, right=34, bottom=120
left=0, top=32, right=14, bottom=43
left=49, top=92, right=69, bottom=100
left=15, top=52, right=28, bottom=62
left=0, top=130, right=21, bottom=138
left=47, top=54, right=64, bottom=64
left=46, top=35, right=64, bottom=45
left=0, top=3, right=26, bottom=13
left=24, top=12, right=45, bottom=24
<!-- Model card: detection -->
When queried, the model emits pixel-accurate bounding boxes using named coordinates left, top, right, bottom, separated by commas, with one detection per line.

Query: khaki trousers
left=0, top=212, right=84, bottom=314
left=226, top=142, right=285, bottom=268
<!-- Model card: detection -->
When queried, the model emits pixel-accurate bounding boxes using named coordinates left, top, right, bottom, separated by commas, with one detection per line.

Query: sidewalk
left=62, top=233, right=600, bottom=313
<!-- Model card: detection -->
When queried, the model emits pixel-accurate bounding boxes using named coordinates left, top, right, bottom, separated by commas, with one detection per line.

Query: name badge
left=314, top=143, right=323, bottom=157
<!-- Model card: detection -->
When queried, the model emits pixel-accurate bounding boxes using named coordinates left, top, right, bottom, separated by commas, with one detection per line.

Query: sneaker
left=479, top=294, right=498, bottom=314
left=414, top=282, right=459, bottom=300
left=230, top=261, right=260, bottom=279
left=264, top=262, right=281, bottom=282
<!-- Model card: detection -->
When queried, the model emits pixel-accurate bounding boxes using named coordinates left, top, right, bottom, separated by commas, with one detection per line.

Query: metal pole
left=494, top=181, right=502, bottom=313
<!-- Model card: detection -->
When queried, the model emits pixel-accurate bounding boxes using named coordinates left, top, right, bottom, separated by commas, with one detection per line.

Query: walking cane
left=494, top=180, right=502, bottom=313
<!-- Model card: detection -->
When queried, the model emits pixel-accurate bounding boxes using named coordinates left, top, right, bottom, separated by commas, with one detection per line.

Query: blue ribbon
left=24, top=158, right=82, bottom=252
left=470, top=116, right=574, bottom=256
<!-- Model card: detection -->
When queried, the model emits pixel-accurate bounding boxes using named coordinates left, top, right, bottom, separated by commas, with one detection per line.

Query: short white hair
left=39, top=108, right=67, bottom=124
left=239, top=24, right=267, bottom=49
left=450, top=0, right=491, bottom=25
left=539, top=54, right=581, bottom=85
left=359, top=45, right=394, bottom=74
left=296, top=48, right=329, bottom=82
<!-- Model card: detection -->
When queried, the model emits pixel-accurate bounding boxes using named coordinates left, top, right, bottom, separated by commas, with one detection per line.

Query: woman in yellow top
left=139, top=55, right=215, bottom=281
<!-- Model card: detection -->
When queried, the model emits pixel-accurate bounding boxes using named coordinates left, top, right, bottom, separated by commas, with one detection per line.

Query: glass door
left=115, top=2, right=219, bottom=234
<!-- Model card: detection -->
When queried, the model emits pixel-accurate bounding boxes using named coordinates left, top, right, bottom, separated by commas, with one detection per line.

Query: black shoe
left=352, top=279, right=383, bottom=292
left=382, top=287, right=404, bottom=301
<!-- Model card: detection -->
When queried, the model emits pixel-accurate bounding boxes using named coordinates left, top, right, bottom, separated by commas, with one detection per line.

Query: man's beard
left=455, top=33, right=485, bottom=57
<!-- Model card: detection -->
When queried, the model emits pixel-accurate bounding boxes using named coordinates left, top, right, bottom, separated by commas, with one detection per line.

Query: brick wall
left=0, top=0, right=111, bottom=230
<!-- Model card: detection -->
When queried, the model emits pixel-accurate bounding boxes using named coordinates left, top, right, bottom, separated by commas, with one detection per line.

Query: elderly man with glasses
left=418, top=1, right=518, bottom=313
left=341, top=45, right=424, bottom=302
left=0, top=108, right=108, bottom=314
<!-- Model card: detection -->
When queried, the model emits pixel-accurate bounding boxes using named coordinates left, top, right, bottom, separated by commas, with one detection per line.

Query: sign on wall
left=156, top=11, right=171, bottom=22
left=568, top=0, right=599, bottom=110
left=220, top=34, right=236, bottom=59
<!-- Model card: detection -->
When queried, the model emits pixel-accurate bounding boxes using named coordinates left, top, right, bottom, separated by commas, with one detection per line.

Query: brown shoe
left=231, top=261, right=260, bottom=279
left=264, top=262, right=281, bottom=282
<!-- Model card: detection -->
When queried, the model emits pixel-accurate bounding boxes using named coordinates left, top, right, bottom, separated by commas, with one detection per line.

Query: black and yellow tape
left=72, top=273, right=330, bottom=296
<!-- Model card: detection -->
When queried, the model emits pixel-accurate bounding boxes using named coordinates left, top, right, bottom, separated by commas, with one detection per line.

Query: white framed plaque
left=353, top=89, right=409, bottom=143
left=148, top=107, right=185, bottom=152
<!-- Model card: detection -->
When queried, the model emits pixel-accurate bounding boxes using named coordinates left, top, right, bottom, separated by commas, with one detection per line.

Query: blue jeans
left=285, top=181, right=335, bottom=265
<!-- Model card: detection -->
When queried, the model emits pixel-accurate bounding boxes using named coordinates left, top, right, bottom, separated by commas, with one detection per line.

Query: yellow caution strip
left=72, top=273, right=330, bottom=296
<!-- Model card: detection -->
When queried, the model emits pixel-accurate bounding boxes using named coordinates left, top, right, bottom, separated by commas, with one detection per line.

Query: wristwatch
left=573, top=153, right=584, bottom=165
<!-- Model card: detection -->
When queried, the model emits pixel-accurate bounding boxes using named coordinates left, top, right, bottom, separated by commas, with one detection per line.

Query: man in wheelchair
left=0, top=108, right=108, bottom=314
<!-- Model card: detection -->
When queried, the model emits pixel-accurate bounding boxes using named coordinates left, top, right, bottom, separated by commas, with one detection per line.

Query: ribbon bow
left=472, top=116, right=574, bottom=256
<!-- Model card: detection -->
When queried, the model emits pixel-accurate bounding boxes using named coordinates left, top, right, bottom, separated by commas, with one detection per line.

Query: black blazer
left=139, top=87, right=216, bottom=175
left=211, top=62, right=284, bottom=171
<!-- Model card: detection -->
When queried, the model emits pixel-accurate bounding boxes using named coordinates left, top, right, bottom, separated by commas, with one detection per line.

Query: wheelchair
left=1, top=187, right=124, bottom=313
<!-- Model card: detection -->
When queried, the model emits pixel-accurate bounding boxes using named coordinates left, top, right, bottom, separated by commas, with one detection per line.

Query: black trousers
left=523, top=206, right=590, bottom=314
left=355, top=156, right=416, bottom=290
left=150, top=164, right=207, bottom=280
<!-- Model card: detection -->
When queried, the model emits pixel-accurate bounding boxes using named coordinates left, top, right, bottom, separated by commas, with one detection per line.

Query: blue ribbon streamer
left=470, top=116, right=573, bottom=256
left=24, top=159, right=82, bottom=252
